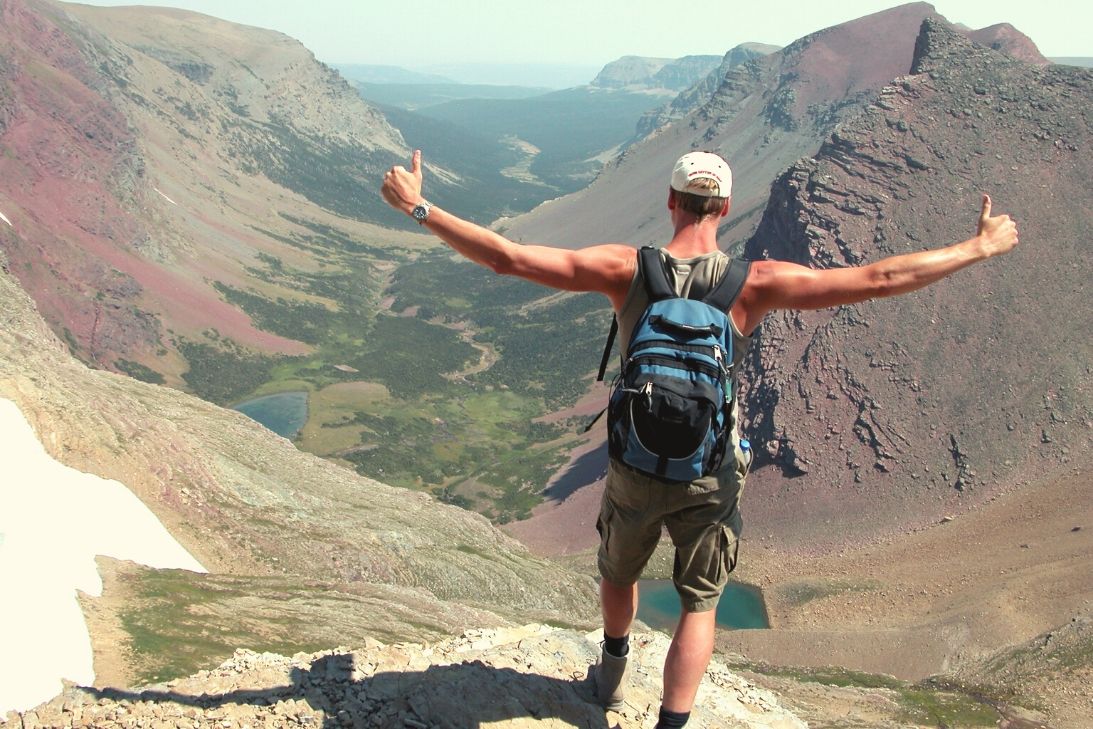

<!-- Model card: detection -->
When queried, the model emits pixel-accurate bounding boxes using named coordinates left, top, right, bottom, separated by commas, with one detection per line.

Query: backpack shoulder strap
left=594, top=314, right=618, bottom=383
left=594, top=246, right=673, bottom=384
left=702, top=258, right=752, bottom=312
left=639, top=246, right=674, bottom=302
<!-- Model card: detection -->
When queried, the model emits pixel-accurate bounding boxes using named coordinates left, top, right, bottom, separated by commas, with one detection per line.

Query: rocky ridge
left=505, top=3, right=947, bottom=251
left=590, top=55, right=722, bottom=92
left=735, top=17, right=1092, bottom=544
left=59, top=2, right=405, bottom=156
left=634, top=44, right=781, bottom=141
left=3, top=626, right=807, bottom=729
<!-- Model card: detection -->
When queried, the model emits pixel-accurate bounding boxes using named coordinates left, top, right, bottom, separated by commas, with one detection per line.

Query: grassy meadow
left=179, top=222, right=611, bottom=523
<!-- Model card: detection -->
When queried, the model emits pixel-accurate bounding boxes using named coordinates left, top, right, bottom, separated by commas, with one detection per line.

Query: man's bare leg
left=601, top=578, right=638, bottom=637
left=661, top=608, right=717, bottom=712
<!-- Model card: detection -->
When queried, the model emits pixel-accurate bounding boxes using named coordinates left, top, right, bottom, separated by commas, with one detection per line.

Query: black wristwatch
left=411, top=200, right=432, bottom=224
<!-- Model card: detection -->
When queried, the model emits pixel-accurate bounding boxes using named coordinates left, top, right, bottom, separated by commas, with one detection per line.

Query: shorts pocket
left=719, top=524, right=739, bottom=577
left=596, top=497, right=616, bottom=556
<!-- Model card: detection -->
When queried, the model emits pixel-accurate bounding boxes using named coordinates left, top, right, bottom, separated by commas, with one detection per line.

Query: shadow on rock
left=542, top=441, right=608, bottom=504
left=83, top=652, right=611, bottom=728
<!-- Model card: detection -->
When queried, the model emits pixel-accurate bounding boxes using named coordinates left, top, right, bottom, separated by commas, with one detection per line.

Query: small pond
left=233, top=391, right=309, bottom=439
left=637, top=579, right=769, bottom=631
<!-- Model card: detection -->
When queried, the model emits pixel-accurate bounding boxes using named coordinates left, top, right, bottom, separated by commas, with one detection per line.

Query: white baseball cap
left=670, top=151, right=732, bottom=198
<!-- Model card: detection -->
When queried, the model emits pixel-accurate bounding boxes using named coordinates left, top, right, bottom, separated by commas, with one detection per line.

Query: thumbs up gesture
left=382, top=149, right=426, bottom=216
left=974, top=194, right=1019, bottom=258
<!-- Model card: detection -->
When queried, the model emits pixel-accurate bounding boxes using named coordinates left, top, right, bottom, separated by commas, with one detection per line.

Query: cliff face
left=738, top=18, right=1092, bottom=543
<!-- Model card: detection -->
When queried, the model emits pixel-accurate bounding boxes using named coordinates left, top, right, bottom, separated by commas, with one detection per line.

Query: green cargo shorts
left=596, top=457, right=744, bottom=613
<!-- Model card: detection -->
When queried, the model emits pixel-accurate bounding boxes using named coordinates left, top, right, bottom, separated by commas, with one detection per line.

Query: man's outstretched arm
left=381, top=150, right=634, bottom=306
left=735, top=194, right=1019, bottom=333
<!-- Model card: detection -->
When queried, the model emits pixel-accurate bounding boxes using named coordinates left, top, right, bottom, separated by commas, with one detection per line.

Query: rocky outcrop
left=634, top=44, right=780, bottom=140
left=590, top=55, right=721, bottom=92
left=5, top=625, right=806, bottom=729
left=737, top=18, right=1092, bottom=542
left=954, top=609, right=1093, bottom=728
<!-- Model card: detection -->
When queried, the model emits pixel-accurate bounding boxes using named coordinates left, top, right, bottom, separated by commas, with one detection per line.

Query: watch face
left=412, top=203, right=430, bottom=222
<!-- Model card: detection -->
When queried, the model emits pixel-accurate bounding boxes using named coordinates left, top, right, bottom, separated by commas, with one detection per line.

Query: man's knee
left=601, top=576, right=637, bottom=591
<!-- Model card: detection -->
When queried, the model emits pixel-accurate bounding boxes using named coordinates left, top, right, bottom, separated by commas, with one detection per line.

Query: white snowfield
left=0, top=210, right=12, bottom=227
left=0, top=398, right=206, bottom=715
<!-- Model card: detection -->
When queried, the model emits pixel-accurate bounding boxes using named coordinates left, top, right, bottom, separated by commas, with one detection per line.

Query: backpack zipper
left=713, top=345, right=727, bottom=374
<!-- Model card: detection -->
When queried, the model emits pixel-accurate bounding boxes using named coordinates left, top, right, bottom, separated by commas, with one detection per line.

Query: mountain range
left=501, top=2, right=1086, bottom=543
left=1, top=0, right=405, bottom=372
left=1, top=0, right=1091, bottom=725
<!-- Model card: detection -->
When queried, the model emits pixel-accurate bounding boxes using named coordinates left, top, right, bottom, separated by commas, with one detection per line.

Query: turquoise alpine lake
left=637, top=579, right=769, bottom=631
left=233, top=391, right=309, bottom=438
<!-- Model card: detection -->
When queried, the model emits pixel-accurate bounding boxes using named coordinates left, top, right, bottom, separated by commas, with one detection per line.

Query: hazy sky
left=75, top=0, right=1083, bottom=69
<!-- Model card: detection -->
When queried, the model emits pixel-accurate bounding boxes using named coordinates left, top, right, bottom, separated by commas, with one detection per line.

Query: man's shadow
left=84, top=653, right=613, bottom=728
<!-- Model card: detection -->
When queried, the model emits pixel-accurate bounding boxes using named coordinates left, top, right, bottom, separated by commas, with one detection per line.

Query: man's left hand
left=974, top=193, right=1019, bottom=258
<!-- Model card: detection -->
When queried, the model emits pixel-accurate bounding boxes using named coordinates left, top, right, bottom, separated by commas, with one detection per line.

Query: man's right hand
left=974, top=194, right=1019, bottom=258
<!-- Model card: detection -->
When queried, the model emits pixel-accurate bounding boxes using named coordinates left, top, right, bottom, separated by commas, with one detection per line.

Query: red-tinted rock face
left=966, top=23, right=1049, bottom=66
left=739, top=19, right=1092, bottom=546
left=0, top=0, right=156, bottom=362
left=770, top=2, right=943, bottom=120
left=1, top=0, right=409, bottom=376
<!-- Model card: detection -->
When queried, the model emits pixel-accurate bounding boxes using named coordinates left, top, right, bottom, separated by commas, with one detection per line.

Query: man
left=381, top=149, right=1018, bottom=728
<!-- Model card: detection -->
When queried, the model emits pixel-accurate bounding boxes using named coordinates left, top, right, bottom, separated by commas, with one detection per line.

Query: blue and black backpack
left=591, top=247, right=751, bottom=482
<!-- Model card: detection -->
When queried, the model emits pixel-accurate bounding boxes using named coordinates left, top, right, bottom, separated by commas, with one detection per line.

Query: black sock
left=603, top=631, right=629, bottom=658
left=655, top=707, right=690, bottom=729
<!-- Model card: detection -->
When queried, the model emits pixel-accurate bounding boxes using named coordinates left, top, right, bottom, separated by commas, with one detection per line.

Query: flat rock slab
left=5, top=625, right=805, bottom=728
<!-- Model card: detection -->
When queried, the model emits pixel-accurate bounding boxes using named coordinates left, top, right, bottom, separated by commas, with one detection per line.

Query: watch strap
left=411, top=200, right=432, bottom=224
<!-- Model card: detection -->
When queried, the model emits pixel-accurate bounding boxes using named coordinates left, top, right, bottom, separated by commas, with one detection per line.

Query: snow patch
left=152, top=187, right=177, bottom=206
left=0, top=398, right=206, bottom=714
left=0, top=210, right=11, bottom=227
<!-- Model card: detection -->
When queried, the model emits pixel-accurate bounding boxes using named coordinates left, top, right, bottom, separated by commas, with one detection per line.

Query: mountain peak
left=967, top=23, right=1049, bottom=65
left=912, top=17, right=1048, bottom=75
left=913, top=17, right=1007, bottom=75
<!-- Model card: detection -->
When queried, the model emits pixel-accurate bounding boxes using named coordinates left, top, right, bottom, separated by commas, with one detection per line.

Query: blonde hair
left=672, top=177, right=728, bottom=218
